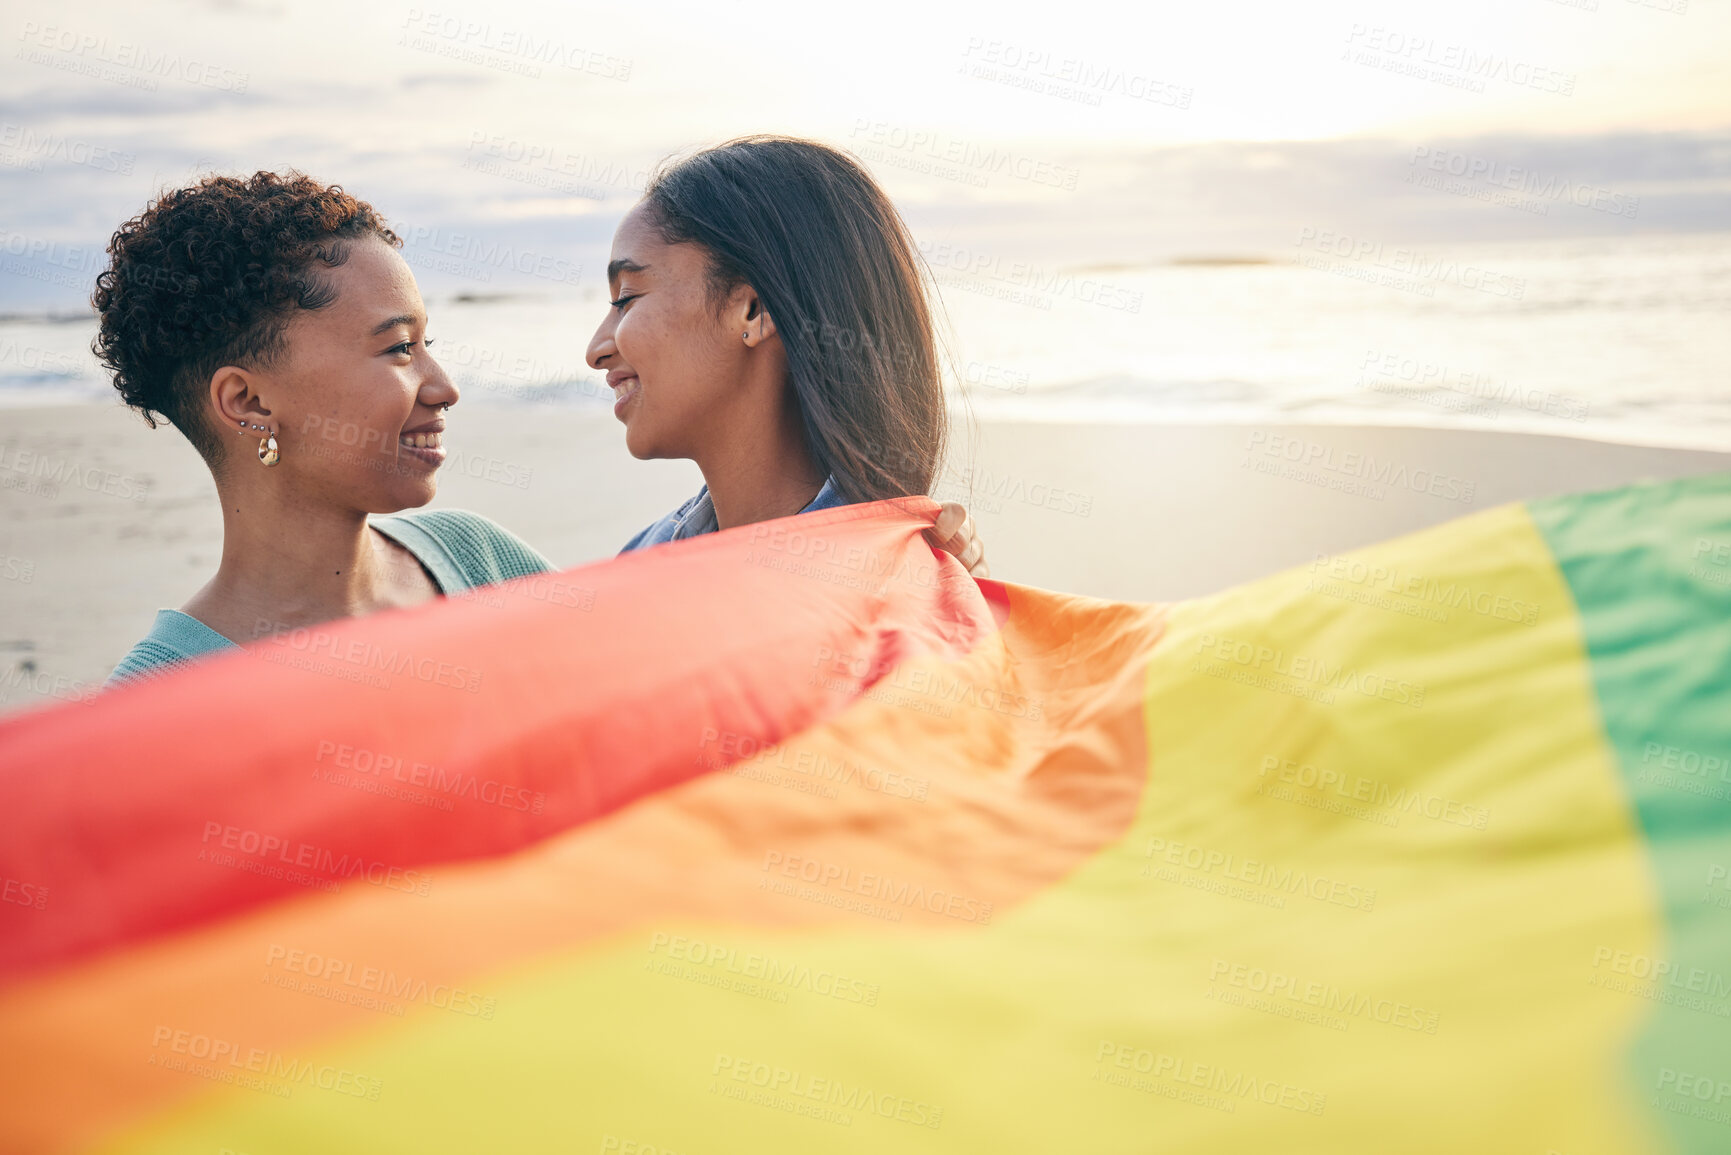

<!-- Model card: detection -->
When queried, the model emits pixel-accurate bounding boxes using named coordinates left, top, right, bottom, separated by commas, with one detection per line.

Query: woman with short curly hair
left=98, top=171, right=555, bottom=682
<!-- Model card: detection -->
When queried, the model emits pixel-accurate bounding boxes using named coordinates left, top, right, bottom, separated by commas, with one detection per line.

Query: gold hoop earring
left=257, top=431, right=279, bottom=467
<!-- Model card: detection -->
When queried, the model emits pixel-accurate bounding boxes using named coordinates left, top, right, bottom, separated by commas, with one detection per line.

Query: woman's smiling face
left=586, top=202, right=747, bottom=460
left=230, top=237, right=458, bottom=512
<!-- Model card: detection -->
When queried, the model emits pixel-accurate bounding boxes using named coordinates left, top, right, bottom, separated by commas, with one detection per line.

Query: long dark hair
left=643, top=135, right=945, bottom=502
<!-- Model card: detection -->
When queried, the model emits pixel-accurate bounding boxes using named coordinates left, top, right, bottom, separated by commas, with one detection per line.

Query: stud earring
left=743, top=331, right=750, bottom=340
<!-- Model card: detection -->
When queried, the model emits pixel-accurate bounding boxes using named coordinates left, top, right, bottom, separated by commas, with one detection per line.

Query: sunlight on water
left=8, top=232, right=1725, bottom=449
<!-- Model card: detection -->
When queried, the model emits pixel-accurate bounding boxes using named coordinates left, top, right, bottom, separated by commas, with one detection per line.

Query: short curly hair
left=92, top=171, right=399, bottom=464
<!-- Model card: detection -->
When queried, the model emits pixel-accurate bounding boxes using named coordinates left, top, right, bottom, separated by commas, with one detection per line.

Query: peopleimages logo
left=264, top=944, right=497, bottom=1019
left=1307, top=552, right=1539, bottom=627
left=1193, top=631, right=1426, bottom=709
left=149, top=1026, right=382, bottom=1099
left=957, top=38, right=1194, bottom=110
left=1295, top=227, right=1526, bottom=299
left=314, top=740, right=546, bottom=814
left=1093, top=1041, right=1327, bottom=1115
left=1407, top=146, right=1638, bottom=219
left=1258, top=753, right=1490, bottom=830
left=16, top=22, right=250, bottom=92
left=1243, top=431, right=1477, bottom=505
left=1342, top=24, right=1575, bottom=96
left=389, top=221, right=582, bottom=286
left=1590, top=946, right=1731, bottom=999
left=849, top=120, right=1080, bottom=191
left=916, top=239, right=1143, bottom=312
left=0, top=122, right=134, bottom=173
left=2, top=875, right=48, bottom=911
left=810, top=647, right=1044, bottom=723
left=745, top=519, right=942, bottom=589
left=760, top=850, right=993, bottom=924
left=1142, top=836, right=1377, bottom=911
left=1207, top=958, right=1441, bottom=1033
left=0, top=443, right=149, bottom=503
left=1357, top=348, right=1590, bottom=422
left=648, top=933, right=881, bottom=1006
left=199, top=821, right=432, bottom=896
left=397, top=10, right=632, bottom=80
left=699, top=727, right=930, bottom=802
left=252, top=618, right=483, bottom=693
left=711, top=1053, right=944, bottom=1129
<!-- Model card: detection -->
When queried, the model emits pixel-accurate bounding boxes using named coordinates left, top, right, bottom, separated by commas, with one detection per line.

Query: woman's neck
left=697, top=393, right=826, bottom=532
left=182, top=478, right=435, bottom=644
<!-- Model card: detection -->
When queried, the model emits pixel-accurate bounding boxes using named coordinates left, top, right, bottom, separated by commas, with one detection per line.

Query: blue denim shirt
left=620, top=476, right=849, bottom=552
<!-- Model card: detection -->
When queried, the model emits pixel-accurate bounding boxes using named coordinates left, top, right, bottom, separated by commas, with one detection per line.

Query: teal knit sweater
left=108, top=509, right=554, bottom=684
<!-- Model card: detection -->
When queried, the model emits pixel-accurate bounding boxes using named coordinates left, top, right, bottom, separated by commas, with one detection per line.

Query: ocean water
left=4, top=230, right=1728, bottom=451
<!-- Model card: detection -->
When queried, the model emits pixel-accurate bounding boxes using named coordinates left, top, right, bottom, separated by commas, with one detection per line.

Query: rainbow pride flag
left=1, top=477, right=1728, bottom=1153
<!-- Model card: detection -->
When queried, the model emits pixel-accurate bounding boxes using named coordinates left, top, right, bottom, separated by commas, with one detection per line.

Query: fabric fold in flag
left=0, top=477, right=1727, bottom=1154
left=0, top=498, right=1000, bottom=976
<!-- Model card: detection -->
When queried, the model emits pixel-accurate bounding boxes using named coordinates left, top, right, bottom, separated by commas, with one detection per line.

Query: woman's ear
left=210, top=365, right=274, bottom=436
left=737, top=286, right=778, bottom=347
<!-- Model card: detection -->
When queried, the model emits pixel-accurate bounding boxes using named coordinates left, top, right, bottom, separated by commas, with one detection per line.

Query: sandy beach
left=2, top=402, right=1727, bottom=716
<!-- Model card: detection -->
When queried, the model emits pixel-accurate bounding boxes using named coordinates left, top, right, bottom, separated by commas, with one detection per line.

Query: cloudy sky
left=2, top=0, right=1727, bottom=309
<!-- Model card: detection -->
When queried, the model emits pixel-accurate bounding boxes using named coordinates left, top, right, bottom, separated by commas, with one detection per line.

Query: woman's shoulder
left=107, top=610, right=236, bottom=686
left=374, top=508, right=555, bottom=588
left=619, top=487, right=717, bottom=553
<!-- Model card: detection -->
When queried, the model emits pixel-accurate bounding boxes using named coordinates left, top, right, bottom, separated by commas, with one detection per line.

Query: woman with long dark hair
left=588, top=135, right=987, bottom=574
